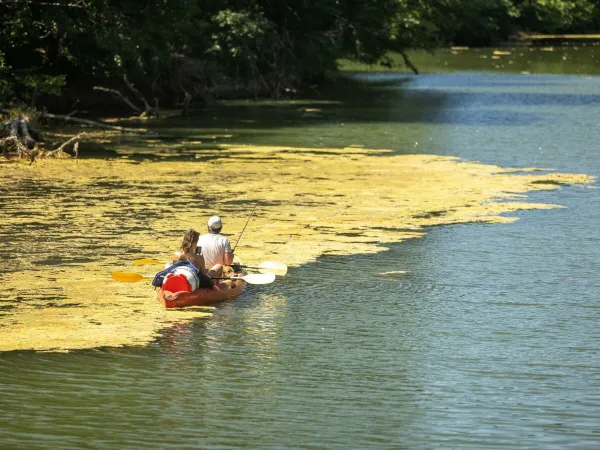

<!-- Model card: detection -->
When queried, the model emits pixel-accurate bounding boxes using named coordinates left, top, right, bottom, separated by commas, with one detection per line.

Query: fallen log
left=43, top=132, right=86, bottom=158
left=1, top=117, right=39, bottom=157
left=41, top=112, right=156, bottom=134
left=123, top=74, right=159, bottom=118
left=19, top=119, right=37, bottom=149
left=1, top=114, right=85, bottom=161
left=93, top=86, right=142, bottom=114
left=123, top=74, right=152, bottom=113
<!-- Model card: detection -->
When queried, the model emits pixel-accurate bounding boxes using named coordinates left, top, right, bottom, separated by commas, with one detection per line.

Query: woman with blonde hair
left=172, top=228, right=206, bottom=272
left=159, top=229, right=215, bottom=293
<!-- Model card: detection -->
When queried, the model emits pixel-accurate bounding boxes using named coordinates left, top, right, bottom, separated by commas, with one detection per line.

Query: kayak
left=157, top=266, right=246, bottom=308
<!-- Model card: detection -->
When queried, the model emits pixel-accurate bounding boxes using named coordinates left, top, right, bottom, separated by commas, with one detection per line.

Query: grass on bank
left=339, top=46, right=600, bottom=75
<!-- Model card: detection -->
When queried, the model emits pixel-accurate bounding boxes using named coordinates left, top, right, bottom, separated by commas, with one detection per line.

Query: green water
left=1, top=49, right=600, bottom=448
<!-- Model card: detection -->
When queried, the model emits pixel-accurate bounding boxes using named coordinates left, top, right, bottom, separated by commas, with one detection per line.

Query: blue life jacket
left=152, top=261, right=213, bottom=289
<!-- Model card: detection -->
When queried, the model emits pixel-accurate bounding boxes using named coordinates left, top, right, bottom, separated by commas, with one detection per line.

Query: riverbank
left=511, top=32, right=600, bottom=45
left=339, top=45, right=600, bottom=75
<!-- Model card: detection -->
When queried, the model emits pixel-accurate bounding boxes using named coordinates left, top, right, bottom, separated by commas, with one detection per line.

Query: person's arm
left=224, top=251, right=234, bottom=266
left=223, top=238, right=234, bottom=266
left=193, top=253, right=207, bottom=274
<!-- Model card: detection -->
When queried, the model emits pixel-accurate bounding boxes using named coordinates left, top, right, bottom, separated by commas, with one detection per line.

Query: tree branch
left=42, top=112, right=156, bottom=134
left=123, top=74, right=154, bottom=116
left=93, top=86, right=142, bottom=113
left=43, top=132, right=86, bottom=158
left=399, top=50, right=419, bottom=75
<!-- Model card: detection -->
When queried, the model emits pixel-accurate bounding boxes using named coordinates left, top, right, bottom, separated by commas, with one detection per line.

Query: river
left=1, top=47, right=599, bottom=448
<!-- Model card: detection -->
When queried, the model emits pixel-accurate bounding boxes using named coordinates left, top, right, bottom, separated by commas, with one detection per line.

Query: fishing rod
left=232, top=202, right=258, bottom=253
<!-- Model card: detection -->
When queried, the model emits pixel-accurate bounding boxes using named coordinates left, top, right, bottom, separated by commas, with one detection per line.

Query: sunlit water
left=1, top=52, right=600, bottom=448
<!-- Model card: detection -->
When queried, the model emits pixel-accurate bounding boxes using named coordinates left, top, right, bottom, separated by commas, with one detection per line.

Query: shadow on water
left=28, top=67, right=592, bottom=165
left=159, top=75, right=542, bottom=130
left=75, top=71, right=600, bottom=162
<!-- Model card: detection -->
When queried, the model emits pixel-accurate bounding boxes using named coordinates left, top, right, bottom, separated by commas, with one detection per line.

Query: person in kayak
left=157, top=229, right=216, bottom=292
left=197, top=215, right=234, bottom=277
left=171, top=228, right=207, bottom=272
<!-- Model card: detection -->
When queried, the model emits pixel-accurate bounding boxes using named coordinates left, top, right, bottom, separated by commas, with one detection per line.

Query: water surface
left=1, top=53, right=599, bottom=448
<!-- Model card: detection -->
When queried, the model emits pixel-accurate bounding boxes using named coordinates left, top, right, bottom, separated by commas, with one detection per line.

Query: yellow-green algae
left=0, top=144, right=594, bottom=352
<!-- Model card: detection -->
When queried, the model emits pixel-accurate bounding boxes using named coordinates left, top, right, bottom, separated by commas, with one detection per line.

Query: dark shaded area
left=128, top=75, right=588, bottom=148
left=3, top=0, right=600, bottom=112
left=33, top=71, right=600, bottom=161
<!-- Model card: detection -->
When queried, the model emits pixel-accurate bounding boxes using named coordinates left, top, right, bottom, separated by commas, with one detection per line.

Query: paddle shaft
left=112, top=271, right=274, bottom=284
left=132, top=259, right=286, bottom=277
left=211, top=276, right=246, bottom=280
left=136, top=259, right=265, bottom=269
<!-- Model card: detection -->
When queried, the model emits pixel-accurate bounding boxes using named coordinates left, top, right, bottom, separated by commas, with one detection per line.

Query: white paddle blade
left=257, top=261, right=287, bottom=276
left=243, top=273, right=276, bottom=285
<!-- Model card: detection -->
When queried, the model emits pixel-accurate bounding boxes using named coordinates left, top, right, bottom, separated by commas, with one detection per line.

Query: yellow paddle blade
left=111, top=272, right=152, bottom=283
left=133, top=259, right=166, bottom=266
left=257, top=261, right=287, bottom=276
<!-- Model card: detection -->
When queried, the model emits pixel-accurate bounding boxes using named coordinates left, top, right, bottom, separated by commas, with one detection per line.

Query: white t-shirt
left=197, top=233, right=232, bottom=268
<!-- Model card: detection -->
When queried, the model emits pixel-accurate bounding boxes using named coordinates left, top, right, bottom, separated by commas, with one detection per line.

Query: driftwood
left=93, top=86, right=142, bottom=114
left=10, top=118, right=38, bottom=149
left=1, top=135, right=28, bottom=158
left=123, top=74, right=156, bottom=117
left=43, top=132, right=85, bottom=158
left=1, top=98, right=171, bottom=162
left=1, top=115, right=86, bottom=162
left=1, top=117, right=39, bottom=158
left=93, top=74, right=160, bottom=118
left=42, top=112, right=156, bottom=134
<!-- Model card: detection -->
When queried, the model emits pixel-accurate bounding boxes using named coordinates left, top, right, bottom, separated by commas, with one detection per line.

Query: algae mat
left=0, top=144, right=594, bottom=352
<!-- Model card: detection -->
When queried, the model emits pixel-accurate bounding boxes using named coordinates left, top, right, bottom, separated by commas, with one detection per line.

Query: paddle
left=246, top=261, right=287, bottom=276
left=132, top=258, right=168, bottom=266
left=132, top=259, right=287, bottom=276
left=211, top=273, right=275, bottom=284
left=112, top=271, right=275, bottom=285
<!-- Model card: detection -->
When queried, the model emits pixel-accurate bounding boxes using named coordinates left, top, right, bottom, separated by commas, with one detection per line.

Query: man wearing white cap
left=197, top=216, right=234, bottom=274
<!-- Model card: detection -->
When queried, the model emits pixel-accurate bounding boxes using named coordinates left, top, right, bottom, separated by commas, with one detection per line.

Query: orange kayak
left=157, top=268, right=246, bottom=308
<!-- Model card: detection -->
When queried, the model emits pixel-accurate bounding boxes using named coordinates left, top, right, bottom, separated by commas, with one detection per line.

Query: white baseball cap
left=207, top=215, right=223, bottom=230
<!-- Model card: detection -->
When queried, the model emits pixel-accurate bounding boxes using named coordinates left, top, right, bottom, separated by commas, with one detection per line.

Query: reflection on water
left=1, top=61, right=600, bottom=448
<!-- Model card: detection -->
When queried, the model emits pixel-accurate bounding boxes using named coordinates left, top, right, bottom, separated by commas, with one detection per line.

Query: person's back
left=169, top=228, right=207, bottom=273
left=197, top=232, right=232, bottom=267
left=197, top=215, right=234, bottom=269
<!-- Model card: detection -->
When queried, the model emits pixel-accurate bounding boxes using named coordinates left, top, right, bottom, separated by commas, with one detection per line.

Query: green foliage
left=22, top=74, right=66, bottom=97
left=390, top=0, right=519, bottom=47
left=210, top=9, right=277, bottom=76
left=1, top=0, right=599, bottom=108
left=0, top=51, right=12, bottom=99
left=518, top=0, right=597, bottom=33
left=6, top=104, right=40, bottom=123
